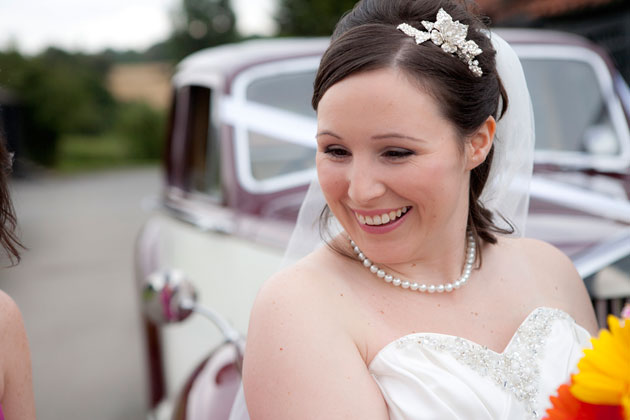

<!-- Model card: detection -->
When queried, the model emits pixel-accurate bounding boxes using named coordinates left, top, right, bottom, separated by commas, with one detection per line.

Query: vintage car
left=135, top=30, right=630, bottom=418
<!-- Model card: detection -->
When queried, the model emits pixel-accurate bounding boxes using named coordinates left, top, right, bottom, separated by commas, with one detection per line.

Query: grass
left=56, top=133, right=159, bottom=173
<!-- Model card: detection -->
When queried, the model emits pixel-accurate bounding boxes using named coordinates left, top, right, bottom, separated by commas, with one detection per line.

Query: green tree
left=114, top=102, right=165, bottom=160
left=168, top=0, right=238, bottom=61
left=0, top=49, right=115, bottom=165
left=276, top=0, right=358, bottom=36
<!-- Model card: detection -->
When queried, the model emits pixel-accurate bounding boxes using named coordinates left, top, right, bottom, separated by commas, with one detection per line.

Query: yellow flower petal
left=570, top=315, right=630, bottom=408
left=572, top=372, right=626, bottom=404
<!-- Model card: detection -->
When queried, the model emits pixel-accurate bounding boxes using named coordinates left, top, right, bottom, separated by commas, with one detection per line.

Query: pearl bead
left=349, top=231, right=475, bottom=294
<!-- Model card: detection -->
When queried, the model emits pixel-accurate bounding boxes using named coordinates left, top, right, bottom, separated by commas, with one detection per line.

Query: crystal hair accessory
left=397, top=8, right=483, bottom=77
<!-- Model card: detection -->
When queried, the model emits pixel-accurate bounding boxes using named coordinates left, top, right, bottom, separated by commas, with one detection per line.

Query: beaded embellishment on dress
left=389, top=307, right=573, bottom=420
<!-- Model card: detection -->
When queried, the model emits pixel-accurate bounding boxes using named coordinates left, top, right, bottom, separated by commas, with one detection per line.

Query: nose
left=347, top=158, right=386, bottom=205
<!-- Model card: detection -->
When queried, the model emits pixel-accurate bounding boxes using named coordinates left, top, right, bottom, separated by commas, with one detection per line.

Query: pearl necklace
left=349, top=232, right=476, bottom=293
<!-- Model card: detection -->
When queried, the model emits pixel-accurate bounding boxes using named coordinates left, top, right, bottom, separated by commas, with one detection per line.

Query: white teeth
left=356, top=206, right=410, bottom=226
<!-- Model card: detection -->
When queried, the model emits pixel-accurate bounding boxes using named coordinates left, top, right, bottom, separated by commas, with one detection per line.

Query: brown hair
left=0, top=134, right=23, bottom=265
left=313, top=0, right=513, bottom=256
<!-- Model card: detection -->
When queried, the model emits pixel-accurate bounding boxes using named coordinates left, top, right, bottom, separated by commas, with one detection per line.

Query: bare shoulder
left=498, top=236, right=598, bottom=334
left=243, top=250, right=388, bottom=419
left=245, top=250, right=346, bottom=342
left=0, top=290, right=36, bottom=419
left=0, top=289, right=20, bottom=321
left=0, top=290, right=28, bottom=349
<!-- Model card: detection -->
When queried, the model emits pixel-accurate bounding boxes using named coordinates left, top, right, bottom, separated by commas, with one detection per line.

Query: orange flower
left=544, top=383, right=625, bottom=420
left=545, top=384, right=581, bottom=420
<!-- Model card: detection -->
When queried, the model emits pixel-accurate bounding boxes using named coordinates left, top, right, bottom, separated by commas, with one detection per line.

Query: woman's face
left=316, top=68, right=475, bottom=264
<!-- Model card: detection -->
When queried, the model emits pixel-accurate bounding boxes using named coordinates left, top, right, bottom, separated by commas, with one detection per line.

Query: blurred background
left=0, top=0, right=627, bottom=418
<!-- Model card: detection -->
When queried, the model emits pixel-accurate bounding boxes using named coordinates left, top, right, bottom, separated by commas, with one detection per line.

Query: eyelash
left=323, top=146, right=414, bottom=160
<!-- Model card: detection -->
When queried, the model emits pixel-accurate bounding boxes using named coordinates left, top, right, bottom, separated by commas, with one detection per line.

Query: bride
left=241, top=0, right=598, bottom=419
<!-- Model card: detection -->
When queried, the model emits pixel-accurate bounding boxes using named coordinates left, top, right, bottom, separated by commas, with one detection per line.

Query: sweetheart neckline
left=368, top=306, right=588, bottom=369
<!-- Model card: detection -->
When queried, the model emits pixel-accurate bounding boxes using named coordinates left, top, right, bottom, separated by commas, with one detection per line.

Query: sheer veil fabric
left=228, top=32, right=535, bottom=420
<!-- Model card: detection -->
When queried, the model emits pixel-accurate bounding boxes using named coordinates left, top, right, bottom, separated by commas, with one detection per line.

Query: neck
left=348, top=224, right=473, bottom=288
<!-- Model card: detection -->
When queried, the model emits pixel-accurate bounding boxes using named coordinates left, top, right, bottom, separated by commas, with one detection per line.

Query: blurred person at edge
left=241, top=0, right=599, bottom=419
left=0, top=136, right=36, bottom=419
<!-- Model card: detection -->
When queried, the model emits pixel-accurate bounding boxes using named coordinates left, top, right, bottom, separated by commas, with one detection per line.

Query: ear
left=466, top=116, right=496, bottom=170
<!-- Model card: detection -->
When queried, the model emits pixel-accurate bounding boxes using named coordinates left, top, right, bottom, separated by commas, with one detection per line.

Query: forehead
left=317, top=68, right=456, bottom=139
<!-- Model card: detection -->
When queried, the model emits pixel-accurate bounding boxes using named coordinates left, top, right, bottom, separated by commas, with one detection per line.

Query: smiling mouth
left=354, top=206, right=411, bottom=226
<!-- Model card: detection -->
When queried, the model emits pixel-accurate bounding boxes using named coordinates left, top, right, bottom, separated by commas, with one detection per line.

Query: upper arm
left=0, top=291, right=36, bottom=419
left=243, top=271, right=389, bottom=420
left=522, top=239, right=598, bottom=335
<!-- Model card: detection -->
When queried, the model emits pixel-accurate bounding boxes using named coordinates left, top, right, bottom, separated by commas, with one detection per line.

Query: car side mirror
left=142, top=269, right=197, bottom=324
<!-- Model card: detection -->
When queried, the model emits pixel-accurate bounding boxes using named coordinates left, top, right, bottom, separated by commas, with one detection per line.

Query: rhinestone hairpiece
left=397, top=8, right=483, bottom=77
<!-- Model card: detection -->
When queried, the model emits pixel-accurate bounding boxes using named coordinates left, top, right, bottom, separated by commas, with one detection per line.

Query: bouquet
left=544, top=305, right=630, bottom=420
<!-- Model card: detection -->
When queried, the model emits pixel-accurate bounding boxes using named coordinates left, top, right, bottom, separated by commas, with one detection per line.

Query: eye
left=383, top=148, right=414, bottom=159
left=324, top=145, right=351, bottom=159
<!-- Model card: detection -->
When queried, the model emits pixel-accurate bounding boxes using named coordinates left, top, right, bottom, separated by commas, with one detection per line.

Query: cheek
left=402, top=158, right=466, bottom=206
left=316, top=159, right=347, bottom=202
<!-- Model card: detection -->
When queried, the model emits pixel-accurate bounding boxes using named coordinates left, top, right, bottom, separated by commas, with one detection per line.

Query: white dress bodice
left=368, top=307, right=591, bottom=420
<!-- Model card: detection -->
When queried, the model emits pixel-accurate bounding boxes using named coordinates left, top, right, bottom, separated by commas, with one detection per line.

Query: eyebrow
left=316, top=130, right=426, bottom=143
left=372, top=133, right=426, bottom=143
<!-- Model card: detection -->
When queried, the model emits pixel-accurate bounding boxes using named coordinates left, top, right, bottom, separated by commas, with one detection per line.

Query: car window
left=522, top=58, right=619, bottom=156
left=169, top=85, right=222, bottom=199
left=248, top=130, right=315, bottom=181
left=246, top=71, right=317, bottom=119
left=245, top=70, right=317, bottom=182
left=229, top=63, right=319, bottom=193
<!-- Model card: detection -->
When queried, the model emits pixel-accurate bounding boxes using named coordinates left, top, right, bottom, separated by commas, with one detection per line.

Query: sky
left=0, top=0, right=277, bottom=54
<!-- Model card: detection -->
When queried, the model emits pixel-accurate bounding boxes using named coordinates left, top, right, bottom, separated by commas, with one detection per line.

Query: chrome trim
left=514, top=44, right=630, bottom=172
left=573, top=227, right=630, bottom=280
left=530, top=176, right=630, bottom=224
left=162, top=189, right=236, bottom=235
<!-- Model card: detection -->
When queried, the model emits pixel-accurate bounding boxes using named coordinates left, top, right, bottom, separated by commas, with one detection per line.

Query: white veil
left=228, top=31, right=535, bottom=420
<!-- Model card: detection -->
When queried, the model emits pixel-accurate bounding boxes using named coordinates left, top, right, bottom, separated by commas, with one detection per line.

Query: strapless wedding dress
left=368, top=307, right=591, bottom=420
left=229, top=307, right=590, bottom=420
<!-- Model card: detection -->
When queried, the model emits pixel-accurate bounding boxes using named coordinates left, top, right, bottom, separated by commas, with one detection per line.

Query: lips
left=354, top=206, right=410, bottom=226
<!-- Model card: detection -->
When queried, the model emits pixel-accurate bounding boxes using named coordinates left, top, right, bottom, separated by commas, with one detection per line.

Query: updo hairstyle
left=313, top=0, right=513, bottom=253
